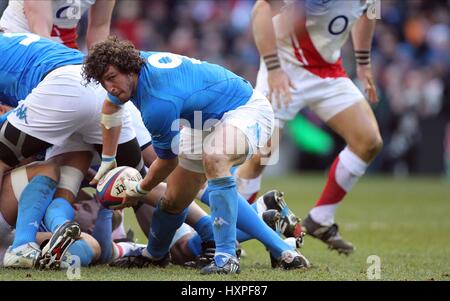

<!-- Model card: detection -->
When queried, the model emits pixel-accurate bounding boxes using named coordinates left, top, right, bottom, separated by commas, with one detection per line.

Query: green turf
left=1, top=174, right=449, bottom=281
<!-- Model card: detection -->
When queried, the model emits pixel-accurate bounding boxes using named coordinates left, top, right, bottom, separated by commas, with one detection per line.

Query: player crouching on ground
left=83, top=37, right=309, bottom=274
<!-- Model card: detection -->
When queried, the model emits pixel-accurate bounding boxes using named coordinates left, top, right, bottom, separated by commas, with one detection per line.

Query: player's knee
left=37, top=163, right=60, bottom=182
left=159, top=196, right=184, bottom=214
left=249, top=153, right=265, bottom=172
left=355, top=132, right=383, bottom=161
left=364, top=133, right=383, bottom=159
left=203, top=153, right=231, bottom=177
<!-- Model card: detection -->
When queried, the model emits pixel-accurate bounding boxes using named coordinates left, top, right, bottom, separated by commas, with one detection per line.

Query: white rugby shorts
left=256, top=61, right=364, bottom=127
left=178, top=89, right=274, bottom=173
left=7, top=65, right=145, bottom=150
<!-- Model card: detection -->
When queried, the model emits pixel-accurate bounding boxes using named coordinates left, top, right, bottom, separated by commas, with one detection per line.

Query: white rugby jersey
left=0, top=0, right=95, bottom=48
left=274, top=0, right=375, bottom=78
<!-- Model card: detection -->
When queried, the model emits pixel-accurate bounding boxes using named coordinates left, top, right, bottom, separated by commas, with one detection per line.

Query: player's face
left=73, top=200, right=98, bottom=235
left=102, top=65, right=136, bottom=102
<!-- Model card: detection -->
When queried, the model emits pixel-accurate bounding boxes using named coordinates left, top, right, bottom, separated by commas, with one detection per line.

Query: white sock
left=310, top=204, right=339, bottom=226
left=111, top=211, right=127, bottom=241
left=112, top=243, right=124, bottom=259
left=235, top=175, right=262, bottom=201
left=336, top=146, right=367, bottom=190
left=112, top=242, right=146, bottom=259
left=310, top=147, right=368, bottom=226
left=254, top=195, right=268, bottom=214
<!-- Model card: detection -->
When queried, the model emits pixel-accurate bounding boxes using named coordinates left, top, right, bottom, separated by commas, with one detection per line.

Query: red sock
left=311, top=147, right=368, bottom=225
left=247, top=192, right=258, bottom=204
left=314, top=157, right=346, bottom=207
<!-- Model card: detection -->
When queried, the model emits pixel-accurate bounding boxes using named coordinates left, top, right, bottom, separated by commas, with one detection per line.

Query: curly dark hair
left=82, top=36, right=146, bottom=84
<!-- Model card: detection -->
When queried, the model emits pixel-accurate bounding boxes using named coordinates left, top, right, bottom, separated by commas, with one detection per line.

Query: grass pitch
left=1, top=174, right=449, bottom=281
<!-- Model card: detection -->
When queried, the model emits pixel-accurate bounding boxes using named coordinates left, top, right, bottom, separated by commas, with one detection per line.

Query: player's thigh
left=326, top=100, right=381, bottom=149
left=203, top=122, right=249, bottom=165
left=141, top=145, right=157, bottom=167
left=49, top=151, right=93, bottom=203
left=185, top=201, right=208, bottom=226
left=164, top=166, right=206, bottom=213
left=206, top=89, right=275, bottom=165
left=0, top=161, right=58, bottom=225
left=0, top=170, right=18, bottom=226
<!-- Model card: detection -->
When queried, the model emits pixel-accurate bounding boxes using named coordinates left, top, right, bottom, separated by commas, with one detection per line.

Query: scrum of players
left=0, top=0, right=381, bottom=275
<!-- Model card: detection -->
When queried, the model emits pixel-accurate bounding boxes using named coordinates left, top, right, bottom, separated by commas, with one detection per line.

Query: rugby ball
left=96, top=166, right=143, bottom=209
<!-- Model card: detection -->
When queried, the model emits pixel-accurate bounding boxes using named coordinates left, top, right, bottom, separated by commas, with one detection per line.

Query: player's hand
left=89, top=155, right=117, bottom=186
left=116, top=179, right=148, bottom=210
left=267, top=68, right=296, bottom=109
left=84, top=167, right=97, bottom=185
left=356, top=64, right=378, bottom=104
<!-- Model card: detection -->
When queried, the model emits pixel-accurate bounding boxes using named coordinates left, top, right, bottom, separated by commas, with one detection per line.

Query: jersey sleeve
left=144, top=99, right=180, bottom=159
left=92, top=206, right=113, bottom=264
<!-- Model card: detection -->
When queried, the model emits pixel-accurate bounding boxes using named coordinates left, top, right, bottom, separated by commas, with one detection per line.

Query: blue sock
left=147, top=203, right=188, bottom=259
left=13, top=176, right=57, bottom=249
left=44, top=197, right=75, bottom=233
left=187, top=233, right=202, bottom=257
left=201, top=184, right=259, bottom=214
left=68, top=239, right=94, bottom=267
left=201, top=180, right=288, bottom=255
left=208, top=177, right=238, bottom=259
left=92, top=206, right=113, bottom=264
left=199, top=185, right=211, bottom=206
left=201, top=184, right=255, bottom=243
left=230, top=166, right=239, bottom=176
left=235, top=193, right=292, bottom=258
left=251, top=202, right=259, bottom=212
left=236, top=199, right=264, bottom=242
left=200, top=163, right=241, bottom=206
left=193, top=215, right=214, bottom=242
left=237, top=229, right=252, bottom=242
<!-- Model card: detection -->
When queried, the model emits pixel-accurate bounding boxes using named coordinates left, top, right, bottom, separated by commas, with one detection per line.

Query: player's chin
left=114, top=92, right=129, bottom=103
left=117, top=95, right=129, bottom=103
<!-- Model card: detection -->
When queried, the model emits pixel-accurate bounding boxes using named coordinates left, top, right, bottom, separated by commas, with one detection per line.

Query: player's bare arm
left=123, top=156, right=178, bottom=208
left=86, top=0, right=116, bottom=50
left=252, top=0, right=295, bottom=108
left=23, top=0, right=53, bottom=39
left=352, top=13, right=378, bottom=103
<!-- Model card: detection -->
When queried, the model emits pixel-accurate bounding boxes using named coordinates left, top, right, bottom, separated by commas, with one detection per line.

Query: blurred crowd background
left=1, top=0, right=449, bottom=176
